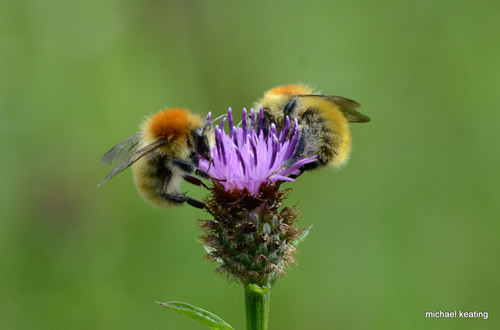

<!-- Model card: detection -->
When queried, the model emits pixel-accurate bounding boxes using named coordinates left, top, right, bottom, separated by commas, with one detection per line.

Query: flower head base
left=199, top=108, right=315, bottom=285
left=199, top=108, right=316, bottom=196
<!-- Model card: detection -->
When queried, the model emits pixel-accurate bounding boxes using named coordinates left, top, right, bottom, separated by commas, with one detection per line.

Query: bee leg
left=288, top=161, right=320, bottom=179
left=160, top=170, right=205, bottom=209
left=171, top=158, right=223, bottom=181
left=301, top=161, right=320, bottom=171
left=160, top=192, right=206, bottom=209
left=183, top=175, right=210, bottom=189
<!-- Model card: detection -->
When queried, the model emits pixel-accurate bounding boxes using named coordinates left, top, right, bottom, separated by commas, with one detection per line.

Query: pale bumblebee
left=99, top=108, right=215, bottom=209
left=255, top=84, right=370, bottom=170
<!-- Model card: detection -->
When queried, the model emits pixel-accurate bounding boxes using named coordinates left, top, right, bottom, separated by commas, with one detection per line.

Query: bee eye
left=283, top=98, right=297, bottom=116
left=193, top=128, right=210, bottom=160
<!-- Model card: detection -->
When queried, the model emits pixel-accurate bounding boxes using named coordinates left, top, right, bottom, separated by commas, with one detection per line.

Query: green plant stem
left=244, top=284, right=271, bottom=330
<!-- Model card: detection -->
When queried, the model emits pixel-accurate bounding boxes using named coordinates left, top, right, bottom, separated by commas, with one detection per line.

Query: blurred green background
left=1, top=1, right=499, bottom=329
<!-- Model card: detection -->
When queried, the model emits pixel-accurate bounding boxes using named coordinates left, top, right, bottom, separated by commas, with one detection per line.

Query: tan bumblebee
left=99, top=108, right=214, bottom=209
left=255, top=84, right=370, bottom=170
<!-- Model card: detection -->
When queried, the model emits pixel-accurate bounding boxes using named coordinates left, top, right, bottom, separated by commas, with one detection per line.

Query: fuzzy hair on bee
left=255, top=84, right=370, bottom=170
left=99, top=108, right=216, bottom=209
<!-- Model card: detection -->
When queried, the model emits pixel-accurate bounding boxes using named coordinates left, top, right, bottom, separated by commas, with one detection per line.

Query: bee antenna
left=210, top=114, right=227, bottom=126
left=283, top=98, right=297, bottom=117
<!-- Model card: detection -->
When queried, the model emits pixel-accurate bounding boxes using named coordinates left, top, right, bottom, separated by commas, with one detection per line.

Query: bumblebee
left=255, top=84, right=370, bottom=170
left=99, top=108, right=214, bottom=209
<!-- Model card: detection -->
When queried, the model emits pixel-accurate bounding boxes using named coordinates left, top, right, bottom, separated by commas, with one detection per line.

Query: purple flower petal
left=242, top=108, right=247, bottom=145
left=270, top=175, right=295, bottom=182
left=206, top=112, right=212, bottom=126
left=228, top=108, right=234, bottom=137
left=198, top=108, right=316, bottom=195
left=258, top=107, right=264, bottom=134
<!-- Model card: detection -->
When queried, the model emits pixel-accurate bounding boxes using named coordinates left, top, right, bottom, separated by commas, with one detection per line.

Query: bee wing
left=98, top=139, right=168, bottom=187
left=101, top=133, right=143, bottom=165
left=298, top=95, right=371, bottom=123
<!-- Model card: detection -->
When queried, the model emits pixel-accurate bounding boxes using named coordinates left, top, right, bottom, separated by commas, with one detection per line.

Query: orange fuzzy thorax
left=143, top=108, right=195, bottom=141
left=265, top=84, right=313, bottom=96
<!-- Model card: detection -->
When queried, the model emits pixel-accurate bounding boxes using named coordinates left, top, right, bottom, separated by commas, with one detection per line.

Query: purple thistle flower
left=199, top=108, right=316, bottom=195
left=198, top=108, right=316, bottom=285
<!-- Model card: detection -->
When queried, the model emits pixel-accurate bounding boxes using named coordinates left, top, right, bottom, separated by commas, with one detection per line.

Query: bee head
left=255, top=84, right=315, bottom=127
left=193, top=126, right=212, bottom=162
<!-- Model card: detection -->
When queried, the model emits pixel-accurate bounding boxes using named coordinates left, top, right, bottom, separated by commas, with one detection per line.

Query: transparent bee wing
left=298, top=94, right=370, bottom=123
left=98, top=139, right=168, bottom=187
left=101, top=133, right=143, bottom=165
left=324, top=96, right=370, bottom=123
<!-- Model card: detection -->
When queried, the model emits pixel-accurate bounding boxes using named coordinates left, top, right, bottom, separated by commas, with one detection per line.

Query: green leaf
left=156, top=301, right=233, bottom=330
left=246, top=283, right=270, bottom=296
left=290, top=225, right=312, bottom=247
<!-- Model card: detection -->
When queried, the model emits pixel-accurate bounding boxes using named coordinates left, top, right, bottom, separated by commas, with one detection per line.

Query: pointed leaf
left=246, top=283, right=270, bottom=296
left=290, top=225, right=312, bottom=247
left=156, top=301, right=233, bottom=330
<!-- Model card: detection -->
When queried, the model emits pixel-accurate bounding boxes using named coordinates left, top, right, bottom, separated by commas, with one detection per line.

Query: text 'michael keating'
left=425, top=310, right=488, bottom=320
